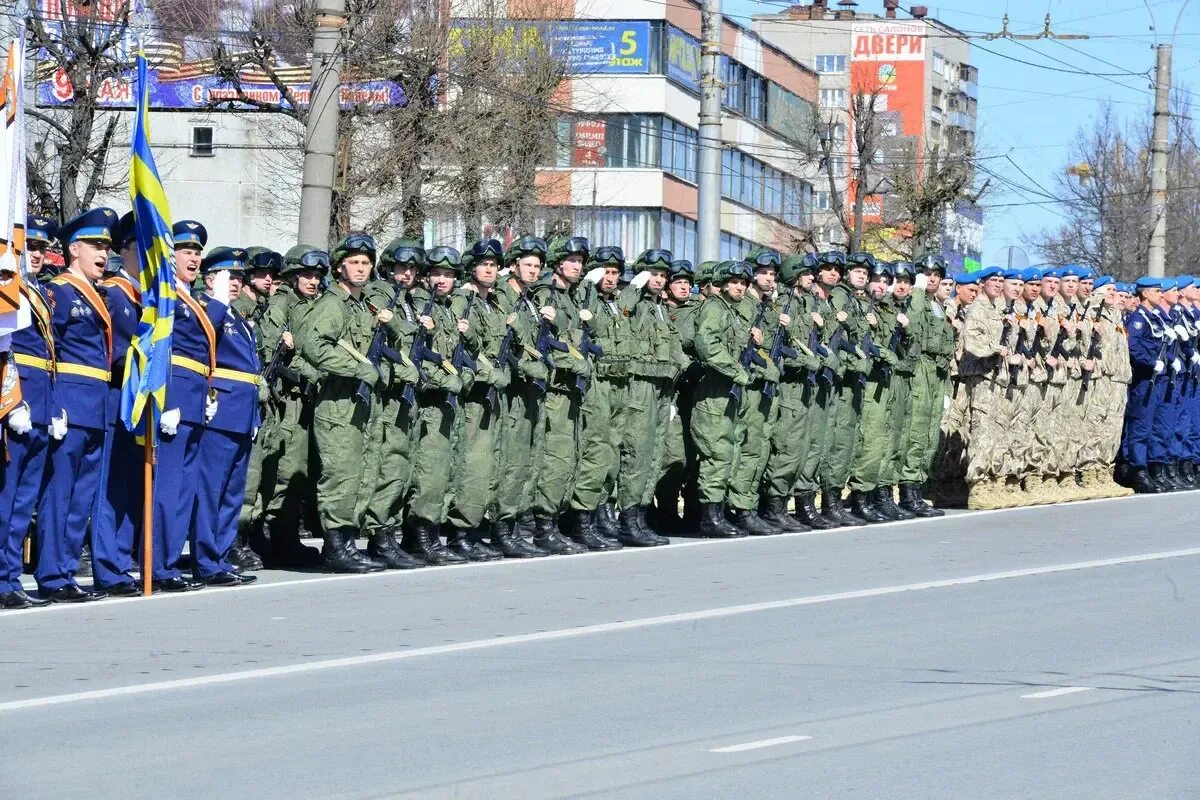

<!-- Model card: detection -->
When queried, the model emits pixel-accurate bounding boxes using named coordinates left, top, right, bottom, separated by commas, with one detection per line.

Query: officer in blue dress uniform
left=1148, top=278, right=1186, bottom=489
left=35, top=208, right=120, bottom=602
left=1120, top=277, right=1167, bottom=494
left=1163, top=276, right=1199, bottom=488
left=0, top=217, right=59, bottom=609
left=91, top=212, right=144, bottom=594
left=1178, top=276, right=1200, bottom=482
left=191, top=247, right=259, bottom=586
left=151, top=220, right=222, bottom=592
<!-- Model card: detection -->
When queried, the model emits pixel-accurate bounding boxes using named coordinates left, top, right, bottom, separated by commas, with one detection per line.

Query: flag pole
left=142, top=415, right=153, bottom=596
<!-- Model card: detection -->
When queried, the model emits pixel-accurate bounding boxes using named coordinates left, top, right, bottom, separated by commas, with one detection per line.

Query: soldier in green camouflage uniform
left=245, top=245, right=328, bottom=568
left=233, top=247, right=278, bottom=321
left=353, top=238, right=425, bottom=570
left=759, top=254, right=821, bottom=532
left=401, top=246, right=476, bottom=565
left=567, top=246, right=630, bottom=549
left=526, top=237, right=595, bottom=555
left=897, top=256, right=953, bottom=516
left=614, top=248, right=683, bottom=545
left=846, top=261, right=903, bottom=523
left=820, top=252, right=876, bottom=524
left=791, top=254, right=841, bottom=529
left=691, top=260, right=753, bottom=539
left=490, top=236, right=553, bottom=558
left=879, top=262, right=923, bottom=519
left=299, top=235, right=391, bottom=573
left=653, top=258, right=703, bottom=532
left=443, top=239, right=509, bottom=561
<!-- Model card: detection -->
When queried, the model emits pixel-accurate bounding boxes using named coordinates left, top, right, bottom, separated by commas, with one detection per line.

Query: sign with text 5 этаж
left=449, top=20, right=652, bottom=75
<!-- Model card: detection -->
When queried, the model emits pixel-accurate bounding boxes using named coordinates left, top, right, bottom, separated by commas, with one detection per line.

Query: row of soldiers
left=0, top=204, right=1179, bottom=610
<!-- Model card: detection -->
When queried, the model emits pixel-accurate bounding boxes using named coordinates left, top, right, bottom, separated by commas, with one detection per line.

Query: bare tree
left=25, top=0, right=135, bottom=220
left=886, top=143, right=983, bottom=259
left=1025, top=97, right=1199, bottom=280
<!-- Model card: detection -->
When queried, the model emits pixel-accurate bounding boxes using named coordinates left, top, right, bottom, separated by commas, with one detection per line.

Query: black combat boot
left=467, top=526, right=504, bottom=561
left=533, top=516, right=588, bottom=555
left=759, top=494, right=808, bottom=532
left=405, top=519, right=468, bottom=566
left=323, top=530, right=385, bottom=574
left=490, top=520, right=538, bottom=559
left=513, top=512, right=549, bottom=556
left=564, top=509, right=619, bottom=552
left=1173, top=461, right=1194, bottom=489
left=617, top=506, right=661, bottom=547
left=228, top=532, right=264, bottom=572
left=848, top=491, right=882, bottom=524
left=1136, top=466, right=1166, bottom=494
left=267, top=526, right=324, bottom=569
left=727, top=506, right=777, bottom=536
left=913, top=484, right=945, bottom=516
left=595, top=503, right=621, bottom=543
left=820, top=492, right=850, bottom=527
left=632, top=506, right=670, bottom=546
left=698, top=502, right=745, bottom=538
left=899, top=484, right=937, bottom=518
left=1148, top=463, right=1173, bottom=492
left=877, top=486, right=914, bottom=520
left=445, top=527, right=502, bottom=562
left=794, top=492, right=835, bottom=530
left=368, top=528, right=425, bottom=570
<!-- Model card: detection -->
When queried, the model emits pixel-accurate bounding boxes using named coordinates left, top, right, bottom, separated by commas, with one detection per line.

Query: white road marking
left=710, top=735, right=812, bottom=753
left=1020, top=686, right=1096, bottom=699
left=8, top=490, right=1188, bottom=616
left=0, top=547, right=1196, bottom=714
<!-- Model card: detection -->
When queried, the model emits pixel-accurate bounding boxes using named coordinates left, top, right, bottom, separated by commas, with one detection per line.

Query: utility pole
left=697, top=0, right=722, bottom=263
left=297, top=0, right=345, bottom=245
left=1147, top=44, right=1171, bottom=278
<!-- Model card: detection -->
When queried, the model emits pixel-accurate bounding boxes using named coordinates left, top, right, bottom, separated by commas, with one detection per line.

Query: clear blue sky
left=727, top=0, right=1200, bottom=264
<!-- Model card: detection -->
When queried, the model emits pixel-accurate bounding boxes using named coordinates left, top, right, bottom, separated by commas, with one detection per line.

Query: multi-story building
left=753, top=0, right=982, bottom=270
left=425, top=1, right=821, bottom=263
left=36, top=2, right=820, bottom=261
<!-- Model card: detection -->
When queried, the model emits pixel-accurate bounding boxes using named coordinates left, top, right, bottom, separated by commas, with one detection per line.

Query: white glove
left=205, top=395, right=219, bottom=422
left=251, top=426, right=259, bottom=441
left=160, top=408, right=180, bottom=436
left=1173, top=358, right=1183, bottom=373
left=914, top=273, right=929, bottom=291
left=1191, top=352, right=1200, bottom=365
left=498, top=267, right=511, bottom=278
left=1163, top=326, right=1177, bottom=342
left=212, top=269, right=232, bottom=302
left=1154, top=359, right=1166, bottom=375
left=630, top=270, right=651, bottom=289
left=50, top=410, right=68, bottom=440
left=1174, top=324, right=1190, bottom=341
left=584, top=267, right=606, bottom=285
left=6, top=403, right=31, bottom=435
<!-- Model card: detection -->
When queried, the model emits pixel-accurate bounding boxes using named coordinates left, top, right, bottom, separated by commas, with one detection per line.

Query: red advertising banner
left=572, top=119, right=607, bottom=168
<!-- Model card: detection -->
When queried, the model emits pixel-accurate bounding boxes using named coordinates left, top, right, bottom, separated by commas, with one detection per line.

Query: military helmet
left=712, top=259, right=753, bottom=286
left=504, top=234, right=548, bottom=266
left=746, top=247, right=782, bottom=271
left=378, top=238, right=426, bottom=271
left=915, top=253, right=947, bottom=276
left=893, top=261, right=916, bottom=281
left=246, top=246, right=283, bottom=274
left=668, top=259, right=695, bottom=282
left=817, top=250, right=846, bottom=268
left=868, top=259, right=893, bottom=280
left=463, top=239, right=503, bottom=271
left=696, top=260, right=718, bottom=285
left=846, top=251, right=877, bottom=273
left=780, top=253, right=818, bottom=285
left=282, top=244, right=331, bottom=276
left=548, top=236, right=590, bottom=267
left=589, top=245, right=625, bottom=268
left=424, top=245, right=463, bottom=275
left=633, top=248, right=672, bottom=272
left=330, top=231, right=377, bottom=267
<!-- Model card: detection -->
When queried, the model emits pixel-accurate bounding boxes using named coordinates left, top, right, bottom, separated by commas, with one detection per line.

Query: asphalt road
left=3, top=495, right=1198, bottom=799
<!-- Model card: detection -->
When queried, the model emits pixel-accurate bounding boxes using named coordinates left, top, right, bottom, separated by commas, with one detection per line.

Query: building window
left=190, top=126, right=214, bottom=157
left=606, top=115, right=660, bottom=168
left=660, top=211, right=698, bottom=265
left=815, top=191, right=832, bottom=211
left=661, top=117, right=698, bottom=184
left=815, top=54, right=847, bottom=74
left=830, top=122, right=848, bottom=143
left=819, top=88, right=845, bottom=109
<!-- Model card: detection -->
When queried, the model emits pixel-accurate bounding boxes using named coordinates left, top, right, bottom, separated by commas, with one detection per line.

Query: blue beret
left=173, top=220, right=208, bottom=248
left=1080, top=267, right=1097, bottom=279
left=200, top=246, right=248, bottom=274
left=1174, top=275, right=1195, bottom=289
left=59, top=207, right=118, bottom=245
left=1060, top=264, right=1085, bottom=278
left=1160, top=278, right=1177, bottom=291
left=976, top=266, right=1003, bottom=280
left=26, top=215, right=58, bottom=244
left=956, top=271, right=981, bottom=286
left=1002, top=268, right=1024, bottom=280
left=1042, top=268, right=1062, bottom=279
left=1020, top=267, right=1043, bottom=282
left=1135, top=276, right=1161, bottom=290
left=1093, top=276, right=1114, bottom=289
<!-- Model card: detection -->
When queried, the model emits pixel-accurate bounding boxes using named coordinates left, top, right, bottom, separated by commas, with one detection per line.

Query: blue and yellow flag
left=120, top=49, right=177, bottom=439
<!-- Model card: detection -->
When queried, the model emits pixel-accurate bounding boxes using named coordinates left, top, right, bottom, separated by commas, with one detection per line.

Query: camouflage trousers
left=1079, top=377, right=1128, bottom=470
left=963, top=375, right=1020, bottom=483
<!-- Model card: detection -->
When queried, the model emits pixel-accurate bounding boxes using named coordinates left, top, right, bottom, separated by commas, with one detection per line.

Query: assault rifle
left=763, top=293, right=799, bottom=400
left=400, top=297, right=448, bottom=408
left=809, top=328, right=833, bottom=386
left=732, top=301, right=770, bottom=401
left=575, top=320, right=604, bottom=395
left=355, top=284, right=405, bottom=405
left=1078, top=305, right=1104, bottom=402
left=261, top=324, right=301, bottom=404
left=448, top=292, right=479, bottom=409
